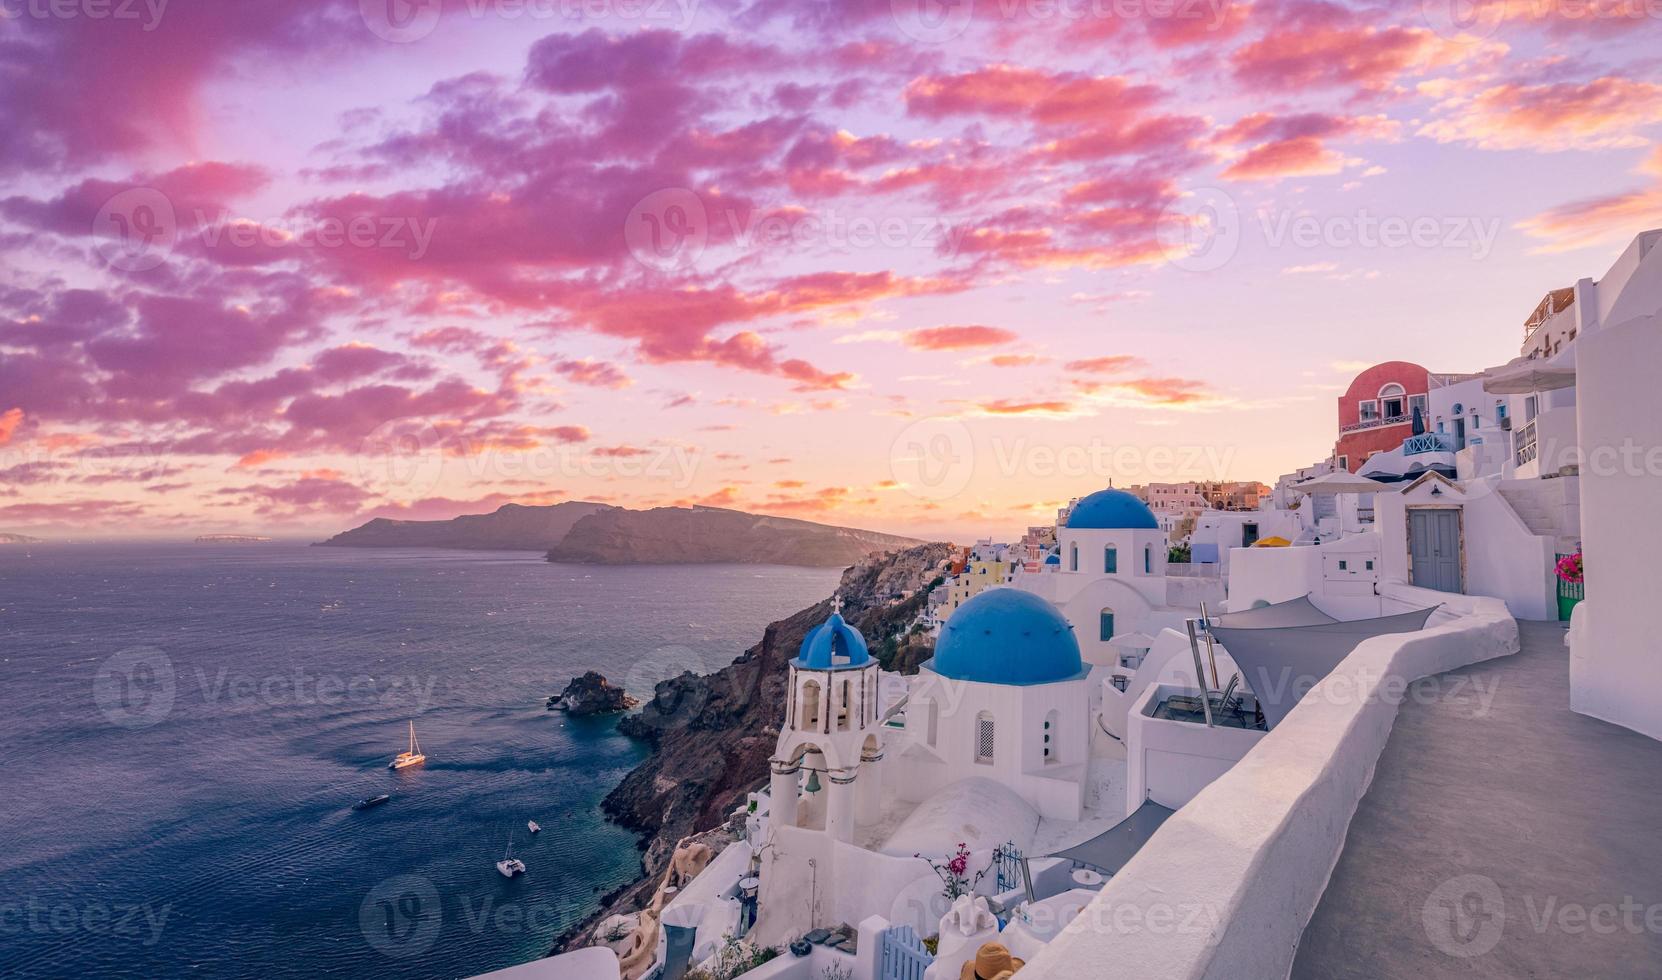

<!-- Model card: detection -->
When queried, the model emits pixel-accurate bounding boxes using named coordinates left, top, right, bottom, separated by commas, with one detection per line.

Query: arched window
left=800, top=679, right=821, bottom=732
left=1378, top=383, right=1406, bottom=420
left=838, top=678, right=851, bottom=731
left=1070, top=544, right=1078, bottom=571
left=1099, top=608, right=1115, bottom=642
left=1144, top=545, right=1152, bottom=574
left=1104, top=546, right=1117, bottom=574
left=1042, top=710, right=1059, bottom=764
left=974, top=711, right=995, bottom=764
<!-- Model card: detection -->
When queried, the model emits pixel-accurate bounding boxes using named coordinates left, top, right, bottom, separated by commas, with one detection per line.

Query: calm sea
left=0, top=543, right=839, bottom=979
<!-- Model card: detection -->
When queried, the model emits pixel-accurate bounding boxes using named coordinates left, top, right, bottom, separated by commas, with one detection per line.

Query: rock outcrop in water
left=554, top=542, right=949, bottom=953
left=547, top=506, right=924, bottom=567
left=549, top=671, right=639, bottom=716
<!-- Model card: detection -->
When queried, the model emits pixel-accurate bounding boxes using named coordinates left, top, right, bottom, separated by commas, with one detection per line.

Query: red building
left=1332, top=361, right=1431, bottom=472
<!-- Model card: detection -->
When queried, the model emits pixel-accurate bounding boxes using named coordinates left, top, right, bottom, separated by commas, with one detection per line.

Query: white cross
left=831, top=593, right=843, bottom=615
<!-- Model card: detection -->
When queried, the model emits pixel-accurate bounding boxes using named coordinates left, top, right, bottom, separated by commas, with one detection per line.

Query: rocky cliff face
left=316, top=501, right=613, bottom=550
left=547, top=506, right=924, bottom=567
left=556, top=541, right=950, bottom=951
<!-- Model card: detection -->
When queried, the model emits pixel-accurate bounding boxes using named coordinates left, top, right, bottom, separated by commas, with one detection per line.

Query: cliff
left=316, top=501, right=613, bottom=550
left=547, top=506, right=924, bottom=567
left=555, top=542, right=950, bottom=952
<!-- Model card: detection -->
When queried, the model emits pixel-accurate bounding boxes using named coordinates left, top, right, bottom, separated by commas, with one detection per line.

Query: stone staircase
left=1499, top=479, right=1581, bottom=553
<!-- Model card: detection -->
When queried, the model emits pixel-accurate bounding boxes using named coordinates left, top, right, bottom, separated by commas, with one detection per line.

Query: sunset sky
left=1, top=0, right=1660, bottom=540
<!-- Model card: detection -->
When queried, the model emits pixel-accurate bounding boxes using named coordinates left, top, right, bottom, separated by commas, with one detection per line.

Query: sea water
left=0, top=543, right=838, bottom=979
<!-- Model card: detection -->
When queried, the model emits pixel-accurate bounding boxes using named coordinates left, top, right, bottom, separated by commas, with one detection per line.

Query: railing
left=1340, top=414, right=1410, bottom=434
left=1402, top=433, right=1447, bottom=456
left=1515, top=418, right=1539, bottom=468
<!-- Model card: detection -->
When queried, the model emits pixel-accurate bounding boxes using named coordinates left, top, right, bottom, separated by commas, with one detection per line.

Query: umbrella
left=1292, top=471, right=1387, bottom=494
left=1252, top=536, right=1292, bottom=548
left=1481, top=353, right=1576, bottom=394
left=1411, top=404, right=1426, bottom=436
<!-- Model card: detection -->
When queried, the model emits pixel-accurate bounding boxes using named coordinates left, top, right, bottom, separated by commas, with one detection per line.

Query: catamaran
left=388, top=720, right=426, bottom=770
left=496, top=833, right=527, bottom=877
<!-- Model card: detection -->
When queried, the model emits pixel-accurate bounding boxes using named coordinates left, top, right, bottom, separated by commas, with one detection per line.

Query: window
left=1496, top=401, right=1508, bottom=421
left=1070, top=545, right=1078, bottom=572
left=1144, top=546, right=1152, bottom=574
left=1043, top=710, right=1059, bottom=764
left=1100, top=609, right=1115, bottom=642
left=1339, top=560, right=1349, bottom=571
left=1408, top=393, right=1429, bottom=421
left=1365, top=560, right=1375, bottom=571
left=1358, top=400, right=1380, bottom=423
left=975, top=712, right=995, bottom=764
left=1379, top=383, right=1406, bottom=420
left=1104, top=547, right=1117, bottom=574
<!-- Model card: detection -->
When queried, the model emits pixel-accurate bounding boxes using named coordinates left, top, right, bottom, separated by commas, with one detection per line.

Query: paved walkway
left=1294, top=620, right=1662, bottom=978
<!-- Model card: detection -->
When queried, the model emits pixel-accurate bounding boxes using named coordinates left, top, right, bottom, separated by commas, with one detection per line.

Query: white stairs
left=1498, top=479, right=1581, bottom=553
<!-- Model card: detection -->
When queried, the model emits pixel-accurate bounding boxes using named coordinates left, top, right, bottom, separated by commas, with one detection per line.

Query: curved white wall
left=1017, top=588, right=1518, bottom=980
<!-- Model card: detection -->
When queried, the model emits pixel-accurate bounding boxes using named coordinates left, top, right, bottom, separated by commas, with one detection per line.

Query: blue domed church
left=886, top=588, right=1095, bottom=821
left=1015, top=487, right=1185, bottom=669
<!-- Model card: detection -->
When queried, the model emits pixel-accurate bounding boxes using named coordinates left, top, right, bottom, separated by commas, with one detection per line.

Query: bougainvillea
left=1555, top=553, right=1584, bottom=585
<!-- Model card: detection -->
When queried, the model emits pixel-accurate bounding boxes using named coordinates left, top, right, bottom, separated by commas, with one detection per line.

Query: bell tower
left=769, top=596, right=883, bottom=841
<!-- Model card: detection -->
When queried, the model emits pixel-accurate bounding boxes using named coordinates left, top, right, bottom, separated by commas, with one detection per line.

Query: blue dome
left=794, top=612, right=870, bottom=670
left=1066, top=489, right=1158, bottom=530
left=932, top=589, right=1083, bottom=686
left=1043, top=553, right=1061, bottom=565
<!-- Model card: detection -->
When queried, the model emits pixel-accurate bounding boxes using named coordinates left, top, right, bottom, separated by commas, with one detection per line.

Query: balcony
left=1340, top=414, right=1410, bottom=434
left=1514, top=417, right=1539, bottom=468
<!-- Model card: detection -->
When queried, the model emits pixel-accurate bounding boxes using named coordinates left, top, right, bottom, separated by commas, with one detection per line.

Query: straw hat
left=960, top=941, right=1024, bottom=980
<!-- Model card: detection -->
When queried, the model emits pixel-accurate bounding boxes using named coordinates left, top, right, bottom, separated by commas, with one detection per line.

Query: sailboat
left=496, top=833, right=527, bottom=877
left=388, top=720, right=426, bottom=770
left=527, top=820, right=541, bottom=834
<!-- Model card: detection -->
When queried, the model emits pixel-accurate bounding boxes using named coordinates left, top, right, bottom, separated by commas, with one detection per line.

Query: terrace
left=1294, top=621, right=1662, bottom=977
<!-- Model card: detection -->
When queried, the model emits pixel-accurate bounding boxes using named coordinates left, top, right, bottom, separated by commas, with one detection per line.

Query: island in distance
left=317, top=501, right=922, bottom=567
left=0, top=532, right=43, bottom=544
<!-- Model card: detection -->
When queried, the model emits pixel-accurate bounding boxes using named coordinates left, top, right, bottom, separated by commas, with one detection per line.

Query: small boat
left=388, top=720, right=426, bottom=770
left=353, top=795, right=391, bottom=811
left=496, top=833, right=526, bottom=877
left=527, top=820, right=541, bottom=834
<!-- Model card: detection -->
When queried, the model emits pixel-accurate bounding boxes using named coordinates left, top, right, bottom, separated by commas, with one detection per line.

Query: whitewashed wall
left=1570, top=311, right=1662, bottom=741
left=1015, top=588, right=1518, bottom=980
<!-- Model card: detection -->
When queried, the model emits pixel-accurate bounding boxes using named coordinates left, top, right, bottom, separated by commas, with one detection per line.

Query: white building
left=1013, top=488, right=1191, bottom=667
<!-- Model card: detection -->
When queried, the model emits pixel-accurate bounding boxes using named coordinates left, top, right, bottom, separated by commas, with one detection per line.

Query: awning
left=1044, top=800, right=1175, bottom=874
left=1212, top=595, right=1336, bottom=629
left=1208, top=604, right=1440, bottom=729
